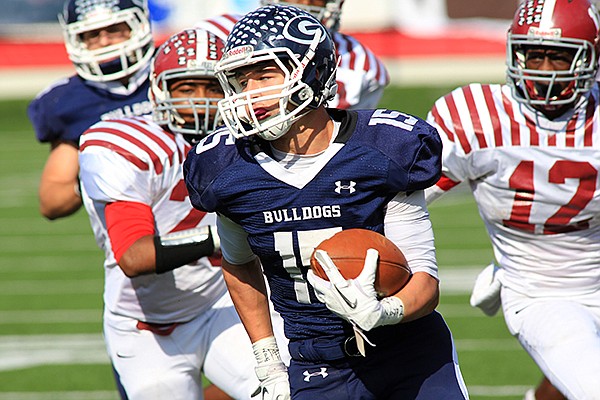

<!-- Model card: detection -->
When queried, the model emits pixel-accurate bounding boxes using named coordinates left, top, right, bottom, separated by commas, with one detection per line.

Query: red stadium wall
left=0, top=28, right=505, bottom=69
left=0, top=27, right=506, bottom=98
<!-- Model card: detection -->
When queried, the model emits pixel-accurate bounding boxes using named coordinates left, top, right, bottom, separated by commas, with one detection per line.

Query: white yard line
left=0, top=310, right=100, bottom=324
left=0, top=386, right=533, bottom=399
left=0, top=334, right=108, bottom=371
left=0, top=392, right=119, bottom=400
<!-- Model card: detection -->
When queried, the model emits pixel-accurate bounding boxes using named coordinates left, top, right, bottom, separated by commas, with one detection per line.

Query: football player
left=28, top=0, right=155, bottom=221
left=184, top=5, right=468, bottom=399
left=78, top=27, right=287, bottom=400
left=424, top=1, right=600, bottom=399
left=29, top=2, right=237, bottom=398
left=195, top=0, right=389, bottom=111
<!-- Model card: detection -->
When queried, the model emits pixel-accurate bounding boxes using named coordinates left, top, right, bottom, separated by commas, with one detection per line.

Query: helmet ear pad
left=289, top=48, right=338, bottom=109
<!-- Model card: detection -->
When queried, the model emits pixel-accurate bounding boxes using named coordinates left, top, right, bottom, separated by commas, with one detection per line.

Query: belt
left=136, top=321, right=179, bottom=336
left=288, top=312, right=443, bottom=362
left=288, top=335, right=362, bottom=362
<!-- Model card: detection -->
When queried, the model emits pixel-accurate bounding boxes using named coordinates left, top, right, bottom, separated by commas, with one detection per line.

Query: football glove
left=469, top=263, right=502, bottom=316
left=307, top=249, right=404, bottom=332
left=251, top=336, right=290, bottom=400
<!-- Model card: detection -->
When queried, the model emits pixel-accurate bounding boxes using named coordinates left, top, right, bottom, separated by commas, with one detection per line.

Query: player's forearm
left=118, top=227, right=218, bottom=277
left=105, top=201, right=218, bottom=277
left=39, top=142, right=82, bottom=220
left=395, top=271, right=439, bottom=322
left=38, top=179, right=82, bottom=220
left=221, top=257, right=274, bottom=343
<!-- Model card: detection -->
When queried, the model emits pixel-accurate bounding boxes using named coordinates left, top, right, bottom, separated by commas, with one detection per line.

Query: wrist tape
left=154, top=226, right=216, bottom=274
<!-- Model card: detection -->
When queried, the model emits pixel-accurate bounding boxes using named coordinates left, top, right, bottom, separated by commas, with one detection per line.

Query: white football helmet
left=259, top=0, right=345, bottom=32
left=59, top=0, right=154, bottom=82
left=215, top=5, right=337, bottom=141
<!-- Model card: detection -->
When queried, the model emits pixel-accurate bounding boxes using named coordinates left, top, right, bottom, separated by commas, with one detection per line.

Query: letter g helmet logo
left=283, top=16, right=327, bottom=45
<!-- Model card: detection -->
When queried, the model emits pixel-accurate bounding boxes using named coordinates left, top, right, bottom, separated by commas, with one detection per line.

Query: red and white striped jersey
left=195, top=13, right=241, bottom=42
left=426, top=83, right=600, bottom=297
left=79, top=116, right=226, bottom=323
left=195, top=14, right=389, bottom=110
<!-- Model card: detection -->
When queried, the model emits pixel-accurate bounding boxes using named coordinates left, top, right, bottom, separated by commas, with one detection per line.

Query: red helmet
left=150, top=28, right=225, bottom=140
left=506, top=0, right=600, bottom=111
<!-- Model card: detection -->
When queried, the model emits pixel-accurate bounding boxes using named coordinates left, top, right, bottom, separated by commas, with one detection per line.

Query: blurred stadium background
left=0, top=0, right=520, bottom=99
left=0, top=1, right=552, bottom=399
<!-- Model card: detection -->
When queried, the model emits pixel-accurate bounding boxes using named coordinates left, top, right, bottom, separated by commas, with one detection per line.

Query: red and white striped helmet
left=507, top=0, right=600, bottom=111
left=150, top=28, right=225, bottom=140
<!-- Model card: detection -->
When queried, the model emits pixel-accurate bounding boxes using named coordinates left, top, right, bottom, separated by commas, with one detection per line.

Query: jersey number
left=368, top=109, right=418, bottom=131
left=503, top=160, right=596, bottom=234
left=273, top=227, right=341, bottom=304
left=168, top=179, right=206, bottom=233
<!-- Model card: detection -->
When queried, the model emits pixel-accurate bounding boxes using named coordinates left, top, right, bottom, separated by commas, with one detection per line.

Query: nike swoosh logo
left=116, top=352, right=135, bottom=358
left=334, top=286, right=357, bottom=309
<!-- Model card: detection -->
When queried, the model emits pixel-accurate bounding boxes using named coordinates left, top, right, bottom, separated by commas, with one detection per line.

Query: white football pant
left=502, top=287, right=600, bottom=400
left=104, top=291, right=289, bottom=400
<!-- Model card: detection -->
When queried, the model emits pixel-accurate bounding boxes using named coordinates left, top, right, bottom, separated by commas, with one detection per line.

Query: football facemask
left=60, top=0, right=154, bottom=82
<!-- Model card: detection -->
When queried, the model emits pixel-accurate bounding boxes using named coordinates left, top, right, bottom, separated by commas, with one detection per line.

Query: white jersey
left=196, top=14, right=389, bottom=110
left=79, top=116, right=226, bottom=323
left=426, top=83, right=600, bottom=298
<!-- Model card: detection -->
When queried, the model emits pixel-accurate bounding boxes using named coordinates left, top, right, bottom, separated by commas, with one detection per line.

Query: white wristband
left=252, top=336, right=282, bottom=364
left=380, top=296, right=404, bottom=326
left=252, top=336, right=286, bottom=381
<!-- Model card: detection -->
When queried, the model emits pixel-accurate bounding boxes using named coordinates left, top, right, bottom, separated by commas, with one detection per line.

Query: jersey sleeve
left=425, top=87, right=473, bottom=197
left=368, top=111, right=442, bottom=193
left=194, top=14, right=240, bottom=41
left=27, top=78, right=71, bottom=144
left=384, top=190, right=438, bottom=278
left=216, top=214, right=256, bottom=265
left=183, top=129, right=237, bottom=213
left=349, top=109, right=442, bottom=194
left=79, top=124, right=154, bottom=204
left=332, top=32, right=389, bottom=110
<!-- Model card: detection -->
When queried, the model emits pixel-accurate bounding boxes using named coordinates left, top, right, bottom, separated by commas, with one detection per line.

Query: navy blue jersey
left=184, top=109, right=442, bottom=341
left=28, top=74, right=152, bottom=145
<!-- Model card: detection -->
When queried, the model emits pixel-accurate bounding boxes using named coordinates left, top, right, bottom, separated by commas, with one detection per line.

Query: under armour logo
left=303, top=367, right=328, bottom=382
left=335, top=180, right=356, bottom=194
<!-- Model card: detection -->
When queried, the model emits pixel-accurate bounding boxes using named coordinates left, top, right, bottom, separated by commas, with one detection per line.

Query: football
left=310, top=228, right=411, bottom=298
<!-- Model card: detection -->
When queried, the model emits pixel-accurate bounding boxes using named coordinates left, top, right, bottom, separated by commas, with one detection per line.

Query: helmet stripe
left=540, top=0, right=557, bottom=30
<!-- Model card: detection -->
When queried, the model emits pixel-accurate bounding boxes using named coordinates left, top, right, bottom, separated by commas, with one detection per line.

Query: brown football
left=310, top=228, right=411, bottom=298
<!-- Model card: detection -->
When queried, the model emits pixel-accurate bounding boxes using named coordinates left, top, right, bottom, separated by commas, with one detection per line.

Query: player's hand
left=307, top=249, right=404, bottom=331
left=251, top=337, right=290, bottom=400
left=470, top=263, right=502, bottom=316
left=253, top=362, right=290, bottom=400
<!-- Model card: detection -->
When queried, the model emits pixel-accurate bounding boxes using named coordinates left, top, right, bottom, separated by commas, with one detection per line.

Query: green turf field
left=0, top=87, right=543, bottom=400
